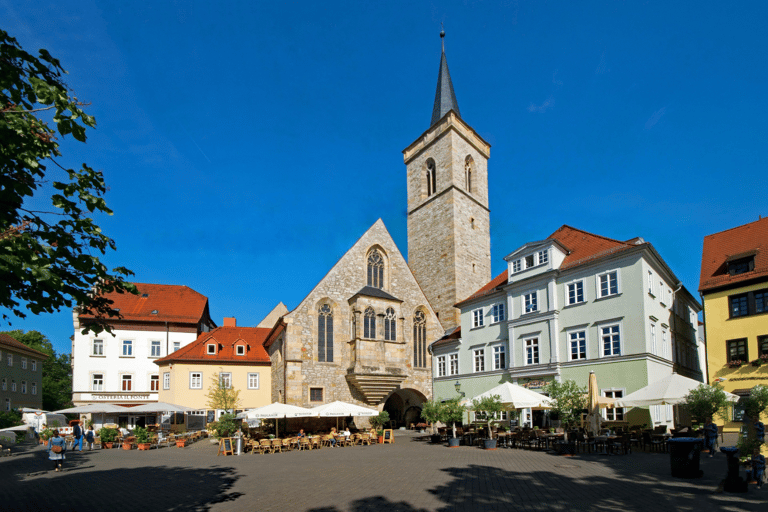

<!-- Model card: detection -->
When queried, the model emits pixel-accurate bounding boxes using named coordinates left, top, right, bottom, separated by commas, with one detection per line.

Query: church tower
left=403, top=32, right=492, bottom=331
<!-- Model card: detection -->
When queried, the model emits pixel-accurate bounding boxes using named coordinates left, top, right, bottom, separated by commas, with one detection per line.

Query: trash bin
left=234, top=436, right=243, bottom=456
left=668, top=437, right=703, bottom=478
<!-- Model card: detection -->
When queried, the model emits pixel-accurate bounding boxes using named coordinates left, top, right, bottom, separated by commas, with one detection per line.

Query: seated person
left=342, top=428, right=351, bottom=439
left=297, top=429, right=305, bottom=438
left=329, top=428, right=337, bottom=447
left=750, top=448, right=765, bottom=488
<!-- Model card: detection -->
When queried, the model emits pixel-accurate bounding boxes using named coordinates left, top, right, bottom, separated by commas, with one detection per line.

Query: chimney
left=223, top=317, right=236, bottom=327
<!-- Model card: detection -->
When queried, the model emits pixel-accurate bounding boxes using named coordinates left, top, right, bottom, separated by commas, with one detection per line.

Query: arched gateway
left=383, top=388, right=428, bottom=429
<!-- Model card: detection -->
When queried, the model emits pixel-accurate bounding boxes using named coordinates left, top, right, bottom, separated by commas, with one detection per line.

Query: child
left=84, top=425, right=95, bottom=450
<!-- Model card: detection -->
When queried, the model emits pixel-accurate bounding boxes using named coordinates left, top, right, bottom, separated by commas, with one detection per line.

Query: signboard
left=82, top=393, right=154, bottom=401
left=218, top=438, right=233, bottom=456
left=383, top=429, right=394, bottom=444
left=521, top=380, right=548, bottom=389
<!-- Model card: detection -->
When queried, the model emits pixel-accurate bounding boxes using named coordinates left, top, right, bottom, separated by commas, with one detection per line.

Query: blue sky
left=3, top=1, right=767, bottom=354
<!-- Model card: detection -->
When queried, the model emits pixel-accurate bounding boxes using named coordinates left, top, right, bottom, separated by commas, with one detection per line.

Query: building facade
left=0, top=333, right=47, bottom=411
left=404, top=45, right=492, bottom=331
left=264, top=219, right=442, bottom=427
left=72, top=283, right=216, bottom=415
left=155, top=320, right=272, bottom=426
left=700, top=217, right=768, bottom=433
left=432, top=225, right=703, bottom=429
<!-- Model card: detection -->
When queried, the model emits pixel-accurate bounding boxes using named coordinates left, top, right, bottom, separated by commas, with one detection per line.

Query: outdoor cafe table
left=542, top=433, right=564, bottom=451
left=595, top=435, right=619, bottom=455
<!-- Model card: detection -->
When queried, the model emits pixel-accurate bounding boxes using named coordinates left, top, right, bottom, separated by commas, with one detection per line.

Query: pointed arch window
left=384, top=308, right=396, bottom=341
left=465, top=156, right=473, bottom=193
left=413, top=310, right=427, bottom=368
left=318, top=304, right=333, bottom=362
left=426, top=159, right=437, bottom=197
left=364, top=307, right=376, bottom=339
left=367, top=249, right=384, bottom=289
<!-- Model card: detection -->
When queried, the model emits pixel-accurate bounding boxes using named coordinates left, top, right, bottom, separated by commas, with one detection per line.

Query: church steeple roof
left=430, top=31, right=461, bottom=126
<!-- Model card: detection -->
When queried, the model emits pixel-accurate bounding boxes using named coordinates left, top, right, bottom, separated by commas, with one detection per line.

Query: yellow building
left=700, top=217, right=768, bottom=434
left=154, top=319, right=272, bottom=426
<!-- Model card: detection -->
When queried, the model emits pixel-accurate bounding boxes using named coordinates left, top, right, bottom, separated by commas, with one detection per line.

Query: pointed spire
left=431, top=29, right=461, bottom=126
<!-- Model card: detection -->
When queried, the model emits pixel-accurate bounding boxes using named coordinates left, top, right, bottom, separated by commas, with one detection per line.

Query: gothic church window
left=426, top=159, right=437, bottom=197
left=465, top=156, right=473, bottom=193
left=318, top=304, right=334, bottom=362
left=367, top=249, right=384, bottom=289
left=413, top=310, right=427, bottom=368
left=384, top=308, right=396, bottom=341
left=364, top=307, right=376, bottom=339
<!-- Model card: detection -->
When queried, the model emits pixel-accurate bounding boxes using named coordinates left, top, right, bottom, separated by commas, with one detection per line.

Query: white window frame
left=512, top=259, right=522, bottom=273
left=568, top=328, right=587, bottom=361
left=491, top=303, right=505, bottom=323
left=538, top=249, right=549, bottom=265
left=7, top=354, right=12, bottom=366
left=91, top=373, right=104, bottom=391
left=525, top=337, right=540, bottom=365
left=163, top=372, right=170, bottom=390
left=93, top=339, right=104, bottom=356
left=122, top=339, right=133, bottom=357
left=190, top=372, right=203, bottom=389
left=236, top=345, right=246, bottom=356
left=219, top=372, right=232, bottom=389
left=650, top=322, right=657, bottom=355
left=436, top=355, right=447, bottom=377
left=248, top=372, right=260, bottom=389
left=472, top=308, right=485, bottom=328
left=661, top=328, right=668, bottom=359
left=150, top=340, right=162, bottom=358
left=206, top=344, right=217, bottom=355
left=448, top=353, right=459, bottom=376
left=173, top=341, right=181, bottom=352
left=648, top=270, right=655, bottom=295
left=523, top=291, right=538, bottom=314
left=493, top=344, right=506, bottom=370
left=31, top=360, right=36, bottom=372
left=600, top=322, right=622, bottom=357
left=21, top=357, right=27, bottom=369
left=596, top=270, right=620, bottom=298
left=31, top=382, right=37, bottom=395
left=603, top=389, right=625, bottom=421
left=473, top=348, right=485, bottom=373
left=11, top=380, right=16, bottom=392
left=21, top=381, right=27, bottom=394
left=566, top=280, right=585, bottom=306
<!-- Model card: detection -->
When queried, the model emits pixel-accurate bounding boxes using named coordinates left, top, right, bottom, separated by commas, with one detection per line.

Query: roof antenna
left=440, top=23, right=445, bottom=53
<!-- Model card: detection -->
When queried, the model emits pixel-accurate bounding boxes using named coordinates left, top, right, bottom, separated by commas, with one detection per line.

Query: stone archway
left=382, top=388, right=427, bottom=428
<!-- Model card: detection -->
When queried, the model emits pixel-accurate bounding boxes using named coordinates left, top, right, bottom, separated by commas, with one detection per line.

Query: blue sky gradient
left=2, top=1, right=766, bottom=354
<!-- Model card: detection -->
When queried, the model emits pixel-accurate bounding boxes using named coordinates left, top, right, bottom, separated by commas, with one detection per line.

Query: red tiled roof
left=699, top=217, right=768, bottom=292
left=457, top=225, right=638, bottom=307
left=155, top=326, right=271, bottom=365
left=79, top=283, right=209, bottom=324
left=0, top=333, right=49, bottom=358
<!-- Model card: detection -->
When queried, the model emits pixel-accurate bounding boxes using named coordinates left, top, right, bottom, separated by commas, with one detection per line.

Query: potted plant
left=369, top=411, right=390, bottom=443
left=39, top=428, right=53, bottom=446
left=440, top=397, right=466, bottom=448
left=471, top=395, right=505, bottom=450
left=421, top=400, right=444, bottom=444
left=134, top=426, right=151, bottom=450
left=544, top=380, right=587, bottom=455
left=99, top=427, right=118, bottom=449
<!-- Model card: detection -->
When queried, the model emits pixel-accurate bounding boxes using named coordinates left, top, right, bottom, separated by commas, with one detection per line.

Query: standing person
left=84, top=425, right=95, bottom=450
left=72, top=421, right=83, bottom=452
left=47, top=430, right=66, bottom=472
left=751, top=448, right=765, bottom=488
left=703, top=418, right=718, bottom=457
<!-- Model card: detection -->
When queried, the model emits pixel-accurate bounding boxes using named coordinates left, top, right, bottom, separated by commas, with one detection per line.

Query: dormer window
left=538, top=250, right=548, bottom=265
left=512, top=259, right=522, bottom=273
left=727, top=256, right=755, bottom=276
left=525, top=254, right=535, bottom=268
left=236, top=345, right=246, bottom=356
left=207, top=343, right=217, bottom=355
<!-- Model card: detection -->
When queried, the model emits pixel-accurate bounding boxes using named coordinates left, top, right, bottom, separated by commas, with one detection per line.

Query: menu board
left=218, top=438, right=233, bottom=456
left=383, top=429, right=394, bottom=444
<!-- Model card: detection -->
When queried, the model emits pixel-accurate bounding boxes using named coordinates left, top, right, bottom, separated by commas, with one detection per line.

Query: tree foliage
left=743, top=385, right=768, bottom=420
left=369, top=411, right=390, bottom=431
left=440, top=397, right=466, bottom=439
left=683, top=383, right=730, bottom=423
left=3, top=329, right=72, bottom=411
left=471, top=394, right=505, bottom=439
left=205, top=372, right=242, bottom=414
left=420, top=399, right=443, bottom=434
left=1, top=29, right=135, bottom=334
left=544, top=380, right=587, bottom=429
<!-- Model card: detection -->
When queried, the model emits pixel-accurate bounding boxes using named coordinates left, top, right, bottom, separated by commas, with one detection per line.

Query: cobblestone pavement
left=0, top=431, right=765, bottom=512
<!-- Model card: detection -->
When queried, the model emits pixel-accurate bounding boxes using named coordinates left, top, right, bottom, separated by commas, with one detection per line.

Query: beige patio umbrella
left=584, top=371, right=603, bottom=435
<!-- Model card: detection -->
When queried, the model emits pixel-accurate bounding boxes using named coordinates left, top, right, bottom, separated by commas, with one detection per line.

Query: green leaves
left=1, top=28, right=136, bottom=334
left=544, top=380, right=587, bottom=429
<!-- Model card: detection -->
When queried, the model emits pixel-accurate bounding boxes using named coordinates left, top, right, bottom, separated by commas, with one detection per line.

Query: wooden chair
left=281, top=438, right=292, bottom=452
left=271, top=438, right=282, bottom=453
left=259, top=439, right=273, bottom=454
left=360, top=433, right=371, bottom=446
left=321, top=435, right=333, bottom=448
left=311, top=436, right=321, bottom=450
left=298, top=437, right=311, bottom=451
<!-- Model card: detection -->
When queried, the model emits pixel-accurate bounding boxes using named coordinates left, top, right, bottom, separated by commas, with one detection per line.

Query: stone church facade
left=263, top=36, right=492, bottom=426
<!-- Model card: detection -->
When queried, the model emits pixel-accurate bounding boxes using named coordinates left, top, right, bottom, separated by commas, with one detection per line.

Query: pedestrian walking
left=47, top=429, right=66, bottom=472
left=72, top=421, right=83, bottom=451
left=84, top=425, right=95, bottom=450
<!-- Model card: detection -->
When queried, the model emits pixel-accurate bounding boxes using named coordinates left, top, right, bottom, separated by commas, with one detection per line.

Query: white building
left=72, top=283, right=215, bottom=426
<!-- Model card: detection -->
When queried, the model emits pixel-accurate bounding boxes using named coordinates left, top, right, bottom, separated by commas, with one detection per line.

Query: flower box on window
left=728, top=360, right=744, bottom=368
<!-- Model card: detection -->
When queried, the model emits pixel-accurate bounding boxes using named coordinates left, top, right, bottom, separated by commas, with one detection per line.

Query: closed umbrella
left=584, top=371, right=603, bottom=435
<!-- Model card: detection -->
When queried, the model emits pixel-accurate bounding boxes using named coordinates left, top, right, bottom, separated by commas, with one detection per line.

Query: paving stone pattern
left=0, top=432, right=765, bottom=512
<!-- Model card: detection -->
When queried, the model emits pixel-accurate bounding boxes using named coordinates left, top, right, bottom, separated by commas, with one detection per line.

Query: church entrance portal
left=382, top=389, right=427, bottom=429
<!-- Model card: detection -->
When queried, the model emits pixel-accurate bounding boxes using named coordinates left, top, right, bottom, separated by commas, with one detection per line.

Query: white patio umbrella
left=125, top=402, right=194, bottom=413
left=236, top=402, right=317, bottom=435
left=310, top=400, right=378, bottom=429
left=53, top=404, right=131, bottom=429
left=616, top=373, right=740, bottom=407
left=471, top=382, right=553, bottom=410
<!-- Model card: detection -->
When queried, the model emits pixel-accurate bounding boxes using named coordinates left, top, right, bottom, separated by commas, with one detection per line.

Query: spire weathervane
left=440, top=24, right=445, bottom=52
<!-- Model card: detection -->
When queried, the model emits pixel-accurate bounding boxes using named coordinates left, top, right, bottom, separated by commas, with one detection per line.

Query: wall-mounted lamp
left=454, top=381, right=465, bottom=398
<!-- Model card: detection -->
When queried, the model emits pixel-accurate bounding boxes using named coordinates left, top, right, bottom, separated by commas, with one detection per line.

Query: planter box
left=122, top=442, right=133, bottom=450
left=448, top=437, right=460, bottom=448
left=104, top=442, right=114, bottom=449
left=483, top=439, right=497, bottom=450
left=137, top=443, right=151, bottom=451
left=176, top=440, right=187, bottom=448
left=430, top=434, right=442, bottom=444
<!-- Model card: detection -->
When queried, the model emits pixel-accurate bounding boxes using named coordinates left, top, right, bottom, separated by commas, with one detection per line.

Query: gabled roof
left=348, top=286, right=402, bottom=303
left=431, top=49, right=461, bottom=126
left=155, top=326, right=271, bottom=365
left=430, top=326, right=462, bottom=350
left=455, top=271, right=507, bottom=307
left=79, top=283, right=210, bottom=324
left=0, top=333, right=49, bottom=359
left=699, top=217, right=768, bottom=292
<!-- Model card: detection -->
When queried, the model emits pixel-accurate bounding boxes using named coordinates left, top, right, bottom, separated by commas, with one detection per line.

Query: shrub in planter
left=99, top=427, right=118, bottom=448
left=421, top=400, right=444, bottom=443
left=134, top=426, right=151, bottom=450
left=440, top=397, right=466, bottom=447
